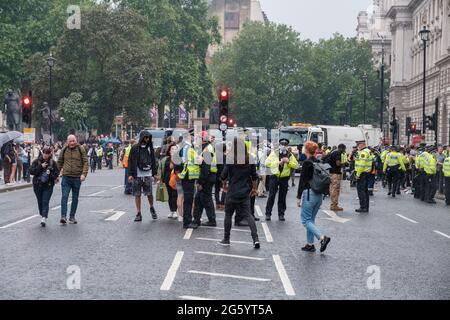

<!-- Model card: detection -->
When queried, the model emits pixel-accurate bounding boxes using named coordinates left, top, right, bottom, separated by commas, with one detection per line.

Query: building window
left=225, top=12, right=240, bottom=29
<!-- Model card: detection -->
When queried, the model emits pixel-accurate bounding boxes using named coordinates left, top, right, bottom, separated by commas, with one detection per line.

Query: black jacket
left=221, top=164, right=258, bottom=202
left=198, top=142, right=216, bottom=185
left=297, top=157, right=319, bottom=199
left=128, top=131, right=157, bottom=178
left=30, top=156, right=60, bottom=187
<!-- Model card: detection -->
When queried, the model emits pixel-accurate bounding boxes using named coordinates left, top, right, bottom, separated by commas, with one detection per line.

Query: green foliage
left=57, top=92, right=89, bottom=137
left=210, top=25, right=380, bottom=128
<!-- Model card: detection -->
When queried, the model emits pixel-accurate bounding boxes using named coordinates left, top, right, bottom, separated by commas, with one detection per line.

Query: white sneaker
left=177, top=216, right=183, bottom=222
left=168, top=212, right=173, bottom=219
left=40, top=217, right=47, bottom=227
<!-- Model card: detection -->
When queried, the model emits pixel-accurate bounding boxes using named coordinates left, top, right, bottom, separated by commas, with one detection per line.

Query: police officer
left=423, top=146, right=437, bottom=204
left=264, top=138, right=300, bottom=221
left=443, top=153, right=450, bottom=205
left=121, top=140, right=133, bottom=194
left=178, top=129, right=201, bottom=229
left=413, top=145, right=426, bottom=199
left=96, top=145, right=104, bottom=170
left=383, top=146, right=406, bottom=198
left=192, top=131, right=217, bottom=228
left=355, top=140, right=372, bottom=213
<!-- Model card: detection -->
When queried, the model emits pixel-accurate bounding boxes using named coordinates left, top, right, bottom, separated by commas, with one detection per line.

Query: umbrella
left=0, top=131, right=22, bottom=148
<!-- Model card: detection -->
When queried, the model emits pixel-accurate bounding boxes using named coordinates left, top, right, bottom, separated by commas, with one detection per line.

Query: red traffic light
left=219, top=88, right=229, bottom=102
left=22, top=96, right=32, bottom=108
left=411, top=123, right=416, bottom=131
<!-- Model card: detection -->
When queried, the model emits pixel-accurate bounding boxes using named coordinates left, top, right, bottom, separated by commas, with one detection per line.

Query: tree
left=57, top=92, right=89, bottom=137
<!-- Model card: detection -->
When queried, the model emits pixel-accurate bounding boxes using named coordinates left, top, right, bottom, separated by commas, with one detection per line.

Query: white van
left=307, top=125, right=382, bottom=150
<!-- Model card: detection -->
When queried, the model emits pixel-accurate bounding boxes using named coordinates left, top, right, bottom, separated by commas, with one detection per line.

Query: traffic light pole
left=422, top=39, right=427, bottom=136
left=435, top=98, right=438, bottom=147
left=380, top=46, right=385, bottom=136
left=49, top=65, right=53, bottom=144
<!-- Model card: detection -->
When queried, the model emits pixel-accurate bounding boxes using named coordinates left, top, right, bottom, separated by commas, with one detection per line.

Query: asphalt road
left=0, top=168, right=449, bottom=300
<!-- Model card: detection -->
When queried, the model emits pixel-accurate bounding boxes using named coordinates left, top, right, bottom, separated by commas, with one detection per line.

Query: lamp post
left=138, top=73, right=144, bottom=133
left=380, top=42, right=385, bottom=136
left=362, top=72, right=368, bottom=124
left=419, top=26, right=430, bottom=136
left=46, top=53, right=56, bottom=144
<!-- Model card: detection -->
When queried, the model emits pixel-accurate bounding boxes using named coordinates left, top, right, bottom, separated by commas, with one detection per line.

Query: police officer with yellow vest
left=443, top=153, right=450, bottom=205
left=179, top=129, right=201, bottom=229
left=96, top=145, right=104, bottom=170
left=192, top=131, right=217, bottom=229
left=121, top=140, right=133, bottom=195
left=264, top=138, right=300, bottom=221
left=383, top=146, right=406, bottom=198
left=422, top=146, right=437, bottom=204
left=355, top=140, right=372, bottom=213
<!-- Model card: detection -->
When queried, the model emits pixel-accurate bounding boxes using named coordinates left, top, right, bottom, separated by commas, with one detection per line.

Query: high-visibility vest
left=204, top=144, right=217, bottom=173
left=423, top=152, right=437, bottom=175
left=265, top=151, right=299, bottom=178
left=443, top=157, right=450, bottom=177
left=381, top=150, right=389, bottom=163
left=122, top=145, right=132, bottom=168
left=383, top=152, right=406, bottom=172
left=340, top=152, right=348, bottom=165
left=178, top=146, right=200, bottom=180
left=355, top=148, right=372, bottom=177
left=97, top=147, right=103, bottom=157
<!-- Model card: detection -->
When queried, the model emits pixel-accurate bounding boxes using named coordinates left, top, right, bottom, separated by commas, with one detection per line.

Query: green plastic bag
left=156, top=182, right=169, bottom=202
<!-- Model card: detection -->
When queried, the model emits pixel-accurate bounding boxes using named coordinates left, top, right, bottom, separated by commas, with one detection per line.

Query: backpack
left=309, top=161, right=331, bottom=195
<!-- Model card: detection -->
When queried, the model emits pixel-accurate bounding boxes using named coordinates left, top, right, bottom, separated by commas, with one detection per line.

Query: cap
left=355, top=140, right=366, bottom=145
left=279, top=138, right=289, bottom=145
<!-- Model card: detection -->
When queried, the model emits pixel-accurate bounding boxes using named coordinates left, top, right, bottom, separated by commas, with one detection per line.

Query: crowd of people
left=2, top=129, right=449, bottom=254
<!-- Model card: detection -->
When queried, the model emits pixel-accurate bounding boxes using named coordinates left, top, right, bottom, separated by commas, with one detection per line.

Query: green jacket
left=57, top=144, right=89, bottom=178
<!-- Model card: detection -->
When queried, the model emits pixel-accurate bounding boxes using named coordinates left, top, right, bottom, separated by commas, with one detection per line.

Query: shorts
left=176, top=181, right=184, bottom=195
left=132, top=176, right=153, bottom=197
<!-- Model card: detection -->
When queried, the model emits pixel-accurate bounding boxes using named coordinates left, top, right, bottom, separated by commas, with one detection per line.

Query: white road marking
left=51, top=201, right=71, bottom=211
left=179, top=296, right=215, bottom=301
left=261, top=222, right=273, bottom=243
left=0, top=215, right=39, bottom=229
left=322, top=210, right=351, bottom=223
left=200, top=226, right=251, bottom=233
left=255, top=205, right=264, bottom=217
left=110, top=186, right=122, bottom=190
left=395, top=214, right=418, bottom=224
left=160, top=251, right=184, bottom=291
left=196, top=237, right=253, bottom=245
left=88, top=190, right=107, bottom=197
left=183, top=228, right=193, bottom=240
left=433, top=230, right=450, bottom=239
left=105, top=211, right=126, bottom=221
left=188, top=270, right=271, bottom=282
left=195, top=251, right=266, bottom=261
left=272, top=255, right=296, bottom=296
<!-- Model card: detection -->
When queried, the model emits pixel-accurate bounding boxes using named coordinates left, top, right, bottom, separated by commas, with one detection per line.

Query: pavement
left=0, top=168, right=449, bottom=300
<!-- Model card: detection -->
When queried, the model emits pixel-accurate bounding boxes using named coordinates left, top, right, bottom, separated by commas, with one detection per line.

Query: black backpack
left=309, top=162, right=331, bottom=195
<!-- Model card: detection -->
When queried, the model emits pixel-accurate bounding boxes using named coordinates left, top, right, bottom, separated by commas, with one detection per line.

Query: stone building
left=358, top=0, right=450, bottom=145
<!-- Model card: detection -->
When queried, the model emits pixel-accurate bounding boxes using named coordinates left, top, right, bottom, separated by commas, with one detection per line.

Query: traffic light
left=410, top=122, right=417, bottom=134
left=426, top=114, right=436, bottom=131
left=390, top=119, right=397, bottom=134
left=22, top=93, right=32, bottom=125
left=218, top=88, right=229, bottom=131
left=406, top=117, right=411, bottom=136
left=227, top=116, right=235, bottom=127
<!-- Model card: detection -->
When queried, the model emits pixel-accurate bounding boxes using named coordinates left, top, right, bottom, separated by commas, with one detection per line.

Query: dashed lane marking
left=110, top=186, right=122, bottom=190
left=261, top=222, right=273, bottom=243
left=433, top=230, right=450, bottom=239
left=188, top=270, right=271, bottom=282
left=200, top=226, right=252, bottom=233
left=0, top=215, right=39, bottom=229
left=183, top=228, right=193, bottom=240
left=195, top=237, right=254, bottom=245
left=195, top=251, right=266, bottom=261
left=395, top=214, right=418, bottom=224
left=322, top=210, right=351, bottom=223
left=272, top=255, right=296, bottom=296
left=255, top=205, right=264, bottom=217
left=160, top=251, right=184, bottom=291
left=51, top=201, right=71, bottom=211
left=105, top=211, right=126, bottom=221
left=88, top=190, right=107, bottom=197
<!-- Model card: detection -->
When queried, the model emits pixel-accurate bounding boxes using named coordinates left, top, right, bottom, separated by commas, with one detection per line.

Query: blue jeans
left=301, top=189, right=323, bottom=244
left=33, top=185, right=54, bottom=218
left=61, top=176, right=81, bottom=218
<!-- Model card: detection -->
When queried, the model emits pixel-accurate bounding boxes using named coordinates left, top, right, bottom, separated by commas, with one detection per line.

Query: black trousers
left=445, top=177, right=450, bottom=205
left=193, top=182, right=216, bottom=223
left=224, top=197, right=258, bottom=242
left=424, top=174, right=437, bottom=202
left=182, top=179, right=196, bottom=227
left=386, top=166, right=400, bottom=195
left=166, top=182, right=178, bottom=212
left=413, top=170, right=424, bottom=199
left=33, top=185, right=54, bottom=218
left=236, top=195, right=256, bottom=223
left=265, top=176, right=289, bottom=217
left=98, top=158, right=102, bottom=169
left=357, top=172, right=370, bottom=210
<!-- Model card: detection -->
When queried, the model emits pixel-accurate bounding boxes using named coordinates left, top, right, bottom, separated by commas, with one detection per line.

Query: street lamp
left=347, top=91, right=354, bottom=126
left=419, top=26, right=430, bottom=135
left=46, top=53, right=56, bottom=144
left=362, top=72, right=368, bottom=124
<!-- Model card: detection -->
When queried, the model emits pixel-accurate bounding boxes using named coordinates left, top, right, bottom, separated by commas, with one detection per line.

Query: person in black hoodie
left=219, top=137, right=260, bottom=249
left=128, top=130, right=158, bottom=222
left=30, top=146, right=60, bottom=227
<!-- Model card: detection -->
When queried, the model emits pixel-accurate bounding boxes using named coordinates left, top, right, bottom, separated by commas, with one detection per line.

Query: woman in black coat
left=30, top=147, right=60, bottom=227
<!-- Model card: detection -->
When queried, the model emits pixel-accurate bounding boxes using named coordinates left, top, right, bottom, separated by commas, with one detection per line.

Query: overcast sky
left=259, top=0, right=373, bottom=42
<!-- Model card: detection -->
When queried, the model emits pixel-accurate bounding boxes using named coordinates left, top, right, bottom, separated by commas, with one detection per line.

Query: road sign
left=219, top=123, right=228, bottom=131
left=22, top=128, right=35, bottom=144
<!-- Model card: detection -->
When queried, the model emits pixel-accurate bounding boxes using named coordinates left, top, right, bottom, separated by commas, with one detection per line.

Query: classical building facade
left=358, top=0, right=450, bottom=145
